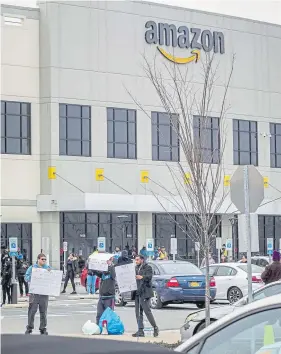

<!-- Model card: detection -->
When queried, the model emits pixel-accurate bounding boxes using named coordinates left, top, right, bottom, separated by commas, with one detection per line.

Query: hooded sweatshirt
left=24, top=263, right=51, bottom=283
left=261, top=251, right=281, bottom=284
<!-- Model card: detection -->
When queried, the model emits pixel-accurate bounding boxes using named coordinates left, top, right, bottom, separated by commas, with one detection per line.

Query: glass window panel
left=107, top=121, right=113, bottom=142
left=1, top=138, right=5, bottom=153
left=276, top=154, right=281, bottom=168
left=107, top=108, right=113, bottom=121
left=151, top=112, right=158, bottom=125
left=250, top=121, right=257, bottom=132
left=107, top=143, right=114, bottom=158
left=114, top=122, right=127, bottom=143
left=171, top=126, right=179, bottom=146
left=82, top=141, right=90, bottom=156
left=21, top=139, right=30, bottom=154
left=276, top=136, right=281, bottom=153
left=86, top=213, right=98, bottom=224
left=67, top=118, right=81, bottom=140
left=201, top=128, right=212, bottom=149
left=1, top=115, right=5, bottom=137
left=114, top=109, right=127, bottom=122
left=276, top=123, right=281, bottom=135
left=128, top=122, right=136, bottom=143
left=239, top=132, right=250, bottom=150
left=21, top=116, right=29, bottom=138
left=193, top=116, right=200, bottom=128
left=67, top=105, right=81, bottom=118
left=270, top=153, right=276, bottom=168
left=64, top=223, right=86, bottom=239
left=152, top=125, right=158, bottom=145
left=270, top=134, right=276, bottom=153
left=59, top=104, right=66, bottom=117
left=1, top=101, right=5, bottom=113
left=171, top=146, right=179, bottom=161
left=60, top=118, right=66, bottom=139
left=250, top=133, right=257, bottom=151
left=159, top=112, right=170, bottom=125
left=239, top=120, right=250, bottom=131
left=212, top=129, right=220, bottom=150
left=128, top=144, right=136, bottom=159
left=6, top=138, right=21, bottom=154
left=64, top=213, right=85, bottom=223
left=250, top=153, right=258, bottom=166
left=212, top=118, right=219, bottom=128
left=67, top=140, right=82, bottom=156
left=233, top=150, right=239, bottom=164
left=233, top=119, right=238, bottom=130
left=21, top=103, right=30, bottom=115
left=22, top=224, right=32, bottom=239
left=86, top=223, right=98, bottom=239
left=82, top=106, right=90, bottom=118
left=212, top=150, right=220, bottom=164
left=99, top=213, right=110, bottom=224
left=158, top=146, right=171, bottom=161
left=152, top=145, right=158, bottom=160
left=270, top=123, right=275, bottom=134
left=6, top=102, right=20, bottom=115
left=6, top=223, right=22, bottom=238
left=265, top=216, right=274, bottom=238
left=82, top=119, right=90, bottom=140
left=128, top=110, right=136, bottom=123
left=6, top=115, right=21, bottom=137
left=60, top=139, right=66, bottom=155
left=202, top=149, right=212, bottom=163
left=114, top=143, right=127, bottom=158
left=158, top=124, right=170, bottom=145
left=233, top=131, right=239, bottom=151
left=239, top=151, right=251, bottom=165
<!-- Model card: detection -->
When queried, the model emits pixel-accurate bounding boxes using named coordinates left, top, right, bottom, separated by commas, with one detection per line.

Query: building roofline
left=135, top=0, right=281, bottom=28
left=1, top=4, right=39, bottom=12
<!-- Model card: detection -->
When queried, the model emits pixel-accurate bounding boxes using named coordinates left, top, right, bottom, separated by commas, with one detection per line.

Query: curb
left=65, top=295, right=98, bottom=300
left=2, top=303, right=29, bottom=309
left=17, top=297, right=56, bottom=303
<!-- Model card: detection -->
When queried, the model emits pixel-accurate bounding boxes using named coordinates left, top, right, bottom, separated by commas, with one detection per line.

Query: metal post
left=173, top=253, right=176, bottom=261
left=217, top=248, right=220, bottom=264
left=243, top=165, right=253, bottom=303
left=63, top=251, right=66, bottom=275
left=11, top=256, right=17, bottom=304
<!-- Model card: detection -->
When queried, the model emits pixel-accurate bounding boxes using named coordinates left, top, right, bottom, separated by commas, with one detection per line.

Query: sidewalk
left=54, top=330, right=181, bottom=345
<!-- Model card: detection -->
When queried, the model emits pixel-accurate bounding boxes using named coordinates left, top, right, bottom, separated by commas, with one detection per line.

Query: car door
left=213, top=266, right=237, bottom=299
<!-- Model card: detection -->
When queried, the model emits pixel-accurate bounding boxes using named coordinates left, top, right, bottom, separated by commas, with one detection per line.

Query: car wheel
left=196, top=319, right=216, bottom=333
left=115, top=287, right=126, bottom=307
left=150, top=289, right=163, bottom=309
left=227, top=287, right=243, bottom=304
left=196, top=302, right=205, bottom=309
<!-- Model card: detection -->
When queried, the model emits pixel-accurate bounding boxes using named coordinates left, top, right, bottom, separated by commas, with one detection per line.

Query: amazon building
left=1, top=1, right=281, bottom=268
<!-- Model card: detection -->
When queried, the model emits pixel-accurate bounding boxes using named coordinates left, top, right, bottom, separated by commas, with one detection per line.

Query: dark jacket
left=16, top=260, right=28, bottom=277
left=133, top=262, right=153, bottom=299
left=2, top=259, right=12, bottom=286
left=66, top=259, right=77, bottom=274
left=116, top=250, right=133, bottom=266
left=93, top=265, right=116, bottom=298
left=261, top=261, right=281, bottom=284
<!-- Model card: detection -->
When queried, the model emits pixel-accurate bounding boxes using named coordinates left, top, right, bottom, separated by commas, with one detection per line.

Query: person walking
left=24, top=253, right=51, bottom=335
left=2, top=256, right=12, bottom=305
left=132, top=254, right=159, bottom=338
left=261, top=250, right=281, bottom=285
left=93, top=257, right=116, bottom=325
left=17, top=258, right=29, bottom=297
left=61, top=253, right=77, bottom=294
left=201, top=253, right=216, bottom=268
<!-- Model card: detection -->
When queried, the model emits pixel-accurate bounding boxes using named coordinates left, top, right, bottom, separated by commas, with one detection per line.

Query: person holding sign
left=132, top=255, right=159, bottom=338
left=24, top=253, right=51, bottom=335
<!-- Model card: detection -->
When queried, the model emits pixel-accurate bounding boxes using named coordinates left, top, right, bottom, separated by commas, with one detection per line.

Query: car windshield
left=238, top=264, right=264, bottom=273
left=159, top=262, right=202, bottom=275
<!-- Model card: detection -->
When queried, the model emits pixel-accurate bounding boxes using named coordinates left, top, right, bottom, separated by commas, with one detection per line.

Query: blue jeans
left=87, top=275, right=96, bottom=294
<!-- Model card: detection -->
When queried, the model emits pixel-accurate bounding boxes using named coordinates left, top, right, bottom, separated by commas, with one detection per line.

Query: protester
left=93, top=257, right=116, bottom=325
left=61, top=253, right=77, bottom=294
left=240, top=255, right=247, bottom=263
left=24, top=253, right=51, bottom=335
left=201, top=253, right=216, bottom=267
left=153, top=247, right=159, bottom=260
left=158, top=246, right=168, bottom=260
left=2, top=256, right=12, bottom=305
left=1, top=249, right=9, bottom=271
left=116, top=250, right=133, bottom=266
left=132, top=254, right=159, bottom=338
left=140, top=246, right=148, bottom=259
left=261, top=250, right=281, bottom=285
left=17, top=258, right=29, bottom=297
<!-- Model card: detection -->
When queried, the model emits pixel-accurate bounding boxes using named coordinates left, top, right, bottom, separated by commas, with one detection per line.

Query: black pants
left=2, top=282, right=11, bottom=304
left=18, top=275, right=29, bottom=296
left=96, top=297, right=115, bottom=325
left=63, top=271, right=76, bottom=291
left=135, top=295, right=157, bottom=330
left=27, top=294, right=49, bottom=331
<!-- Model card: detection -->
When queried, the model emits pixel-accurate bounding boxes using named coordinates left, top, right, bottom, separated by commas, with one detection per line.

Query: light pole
left=117, top=215, right=129, bottom=250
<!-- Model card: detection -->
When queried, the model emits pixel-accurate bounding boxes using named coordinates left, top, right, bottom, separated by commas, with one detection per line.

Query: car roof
left=175, top=294, right=281, bottom=352
left=206, top=263, right=242, bottom=267
left=149, top=260, right=193, bottom=265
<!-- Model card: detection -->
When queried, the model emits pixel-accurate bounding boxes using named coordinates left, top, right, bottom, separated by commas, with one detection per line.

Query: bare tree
left=130, top=52, right=235, bottom=326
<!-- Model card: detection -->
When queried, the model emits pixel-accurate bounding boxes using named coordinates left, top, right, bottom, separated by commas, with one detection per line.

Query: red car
left=80, top=267, right=100, bottom=293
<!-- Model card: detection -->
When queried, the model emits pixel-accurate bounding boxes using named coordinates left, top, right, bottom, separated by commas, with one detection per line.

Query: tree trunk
left=204, top=241, right=211, bottom=327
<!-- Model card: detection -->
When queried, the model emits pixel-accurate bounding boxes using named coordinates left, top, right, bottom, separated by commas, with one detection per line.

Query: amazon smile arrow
left=157, top=47, right=201, bottom=64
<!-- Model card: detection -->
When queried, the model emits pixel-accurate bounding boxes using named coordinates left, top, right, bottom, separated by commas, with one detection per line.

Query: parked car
left=80, top=267, right=100, bottom=292
left=175, top=294, right=281, bottom=353
left=180, top=280, right=281, bottom=342
left=201, top=263, right=264, bottom=304
left=115, top=260, right=216, bottom=309
left=238, top=256, right=270, bottom=268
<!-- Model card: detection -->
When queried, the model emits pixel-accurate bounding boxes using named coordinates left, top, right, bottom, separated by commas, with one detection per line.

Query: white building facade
left=1, top=1, right=281, bottom=268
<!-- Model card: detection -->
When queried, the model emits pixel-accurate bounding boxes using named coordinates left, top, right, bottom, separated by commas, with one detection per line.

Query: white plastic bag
left=82, top=320, right=101, bottom=335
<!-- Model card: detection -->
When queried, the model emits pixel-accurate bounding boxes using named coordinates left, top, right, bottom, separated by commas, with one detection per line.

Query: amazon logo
left=145, top=21, right=225, bottom=64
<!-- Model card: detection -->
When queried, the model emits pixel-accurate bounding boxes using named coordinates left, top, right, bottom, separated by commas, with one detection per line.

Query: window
left=107, top=108, right=136, bottom=159
left=1, top=101, right=31, bottom=154
left=152, top=112, right=179, bottom=161
left=216, top=266, right=235, bottom=276
left=198, top=308, right=281, bottom=354
left=149, top=263, right=160, bottom=275
left=59, top=104, right=91, bottom=156
left=258, top=215, right=281, bottom=255
left=253, top=283, right=281, bottom=301
left=193, top=116, right=220, bottom=163
left=233, top=119, right=258, bottom=166
left=270, top=123, right=281, bottom=168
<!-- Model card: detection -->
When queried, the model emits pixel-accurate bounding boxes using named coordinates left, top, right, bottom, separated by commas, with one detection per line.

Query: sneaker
left=25, top=329, right=32, bottom=335
left=70, top=291, right=77, bottom=295
left=132, top=330, right=145, bottom=337
left=61, top=290, right=66, bottom=294
left=153, top=327, right=159, bottom=337
left=40, top=329, right=48, bottom=335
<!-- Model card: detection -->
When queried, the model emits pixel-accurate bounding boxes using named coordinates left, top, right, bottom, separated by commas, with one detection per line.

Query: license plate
left=190, top=282, right=199, bottom=287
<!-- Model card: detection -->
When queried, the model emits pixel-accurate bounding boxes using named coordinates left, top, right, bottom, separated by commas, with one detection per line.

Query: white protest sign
left=115, top=263, right=137, bottom=294
left=29, top=268, right=63, bottom=297
left=88, top=253, right=114, bottom=271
